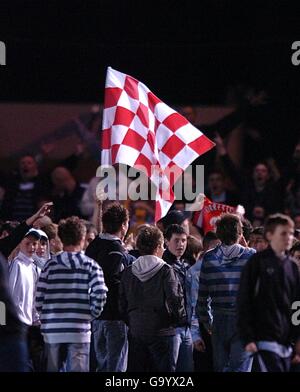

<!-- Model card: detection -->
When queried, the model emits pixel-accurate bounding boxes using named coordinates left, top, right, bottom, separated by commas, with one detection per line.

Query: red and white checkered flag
left=101, top=67, right=215, bottom=221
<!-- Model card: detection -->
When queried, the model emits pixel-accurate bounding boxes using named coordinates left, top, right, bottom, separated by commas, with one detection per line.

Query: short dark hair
left=290, top=241, right=300, bottom=256
left=102, top=203, right=129, bottom=234
left=136, top=226, right=164, bottom=256
left=251, top=226, right=265, bottom=236
left=185, top=235, right=202, bottom=264
left=241, top=218, right=253, bottom=242
left=215, top=213, right=243, bottom=245
left=164, top=224, right=187, bottom=241
left=203, top=231, right=218, bottom=249
left=264, top=213, right=294, bottom=236
left=58, top=216, right=86, bottom=246
left=160, top=210, right=190, bottom=230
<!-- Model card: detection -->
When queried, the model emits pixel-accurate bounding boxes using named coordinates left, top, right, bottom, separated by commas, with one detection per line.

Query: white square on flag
left=101, top=66, right=215, bottom=221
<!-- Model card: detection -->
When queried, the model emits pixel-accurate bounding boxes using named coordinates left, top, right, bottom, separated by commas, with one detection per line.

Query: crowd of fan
left=0, top=195, right=300, bottom=372
left=0, top=93, right=300, bottom=372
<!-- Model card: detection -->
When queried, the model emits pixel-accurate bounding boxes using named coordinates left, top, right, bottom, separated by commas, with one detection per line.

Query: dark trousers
left=28, top=325, right=45, bottom=372
left=252, top=351, right=291, bottom=372
left=127, top=334, right=176, bottom=372
left=0, top=334, right=29, bottom=372
left=193, top=323, right=214, bottom=372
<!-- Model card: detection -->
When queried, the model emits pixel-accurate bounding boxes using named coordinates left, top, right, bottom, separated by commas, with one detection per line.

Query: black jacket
left=163, top=249, right=190, bottom=321
left=163, top=249, right=190, bottom=291
left=0, top=221, right=31, bottom=259
left=85, top=233, right=134, bottom=320
left=237, top=247, right=300, bottom=346
left=119, top=260, right=186, bottom=337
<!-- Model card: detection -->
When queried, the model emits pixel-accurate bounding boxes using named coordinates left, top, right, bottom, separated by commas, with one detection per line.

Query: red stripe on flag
left=148, top=91, right=161, bottom=113
left=122, top=128, right=146, bottom=151
left=111, top=144, right=121, bottom=164
left=102, top=128, right=111, bottom=149
left=113, top=106, right=135, bottom=127
left=124, top=76, right=139, bottom=100
left=134, top=154, right=153, bottom=177
left=104, top=87, right=122, bottom=109
left=155, top=200, right=162, bottom=222
left=161, top=134, right=185, bottom=159
left=163, top=113, right=189, bottom=132
left=137, top=102, right=149, bottom=127
left=188, top=134, right=215, bottom=155
left=147, top=131, right=155, bottom=153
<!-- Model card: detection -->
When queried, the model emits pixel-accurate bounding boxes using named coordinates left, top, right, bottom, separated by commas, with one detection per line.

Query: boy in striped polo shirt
left=36, top=216, right=107, bottom=372
left=196, top=213, right=255, bottom=372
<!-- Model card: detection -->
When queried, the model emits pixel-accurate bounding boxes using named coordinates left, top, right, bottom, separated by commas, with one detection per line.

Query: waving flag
left=101, top=67, right=215, bottom=221
left=193, top=196, right=244, bottom=233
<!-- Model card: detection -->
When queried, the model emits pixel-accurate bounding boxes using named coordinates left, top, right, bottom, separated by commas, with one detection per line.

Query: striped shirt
left=196, top=244, right=255, bottom=329
left=36, top=251, right=107, bottom=344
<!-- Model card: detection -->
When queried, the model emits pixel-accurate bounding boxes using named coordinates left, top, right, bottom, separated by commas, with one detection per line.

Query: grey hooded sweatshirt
left=119, top=255, right=186, bottom=337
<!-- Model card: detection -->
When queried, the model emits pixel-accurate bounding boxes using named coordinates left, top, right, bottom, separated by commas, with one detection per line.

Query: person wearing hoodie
left=196, top=213, right=256, bottom=372
left=35, top=216, right=107, bottom=372
left=119, top=225, right=186, bottom=372
left=0, top=202, right=53, bottom=260
left=85, top=203, right=135, bottom=372
left=32, top=229, right=50, bottom=271
left=0, top=253, right=30, bottom=371
left=29, top=228, right=50, bottom=371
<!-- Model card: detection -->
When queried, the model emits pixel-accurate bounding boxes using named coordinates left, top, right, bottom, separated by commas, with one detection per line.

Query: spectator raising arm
left=0, top=202, right=53, bottom=258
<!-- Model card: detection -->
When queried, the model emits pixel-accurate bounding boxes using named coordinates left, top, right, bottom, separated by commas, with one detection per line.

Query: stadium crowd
left=0, top=90, right=300, bottom=372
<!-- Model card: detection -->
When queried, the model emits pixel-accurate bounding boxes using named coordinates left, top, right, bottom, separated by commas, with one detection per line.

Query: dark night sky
left=1, top=0, right=300, bottom=157
left=1, top=1, right=300, bottom=104
left=0, top=1, right=299, bottom=157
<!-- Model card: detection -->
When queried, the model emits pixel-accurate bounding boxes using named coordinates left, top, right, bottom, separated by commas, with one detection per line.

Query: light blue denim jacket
left=185, top=259, right=210, bottom=342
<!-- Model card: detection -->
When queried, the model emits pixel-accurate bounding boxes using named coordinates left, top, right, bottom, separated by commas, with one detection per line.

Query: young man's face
left=166, top=233, right=187, bottom=259
left=253, top=164, right=269, bottom=185
left=267, top=225, right=294, bottom=253
left=249, top=234, right=268, bottom=252
left=20, top=236, right=39, bottom=258
left=36, top=239, right=47, bottom=257
left=84, top=231, right=96, bottom=250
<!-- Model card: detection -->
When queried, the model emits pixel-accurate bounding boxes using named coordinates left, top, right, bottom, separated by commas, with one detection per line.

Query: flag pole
left=96, top=76, right=105, bottom=234
left=96, top=198, right=103, bottom=234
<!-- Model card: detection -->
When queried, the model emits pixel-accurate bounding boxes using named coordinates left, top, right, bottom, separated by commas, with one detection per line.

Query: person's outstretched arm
left=0, top=202, right=53, bottom=258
